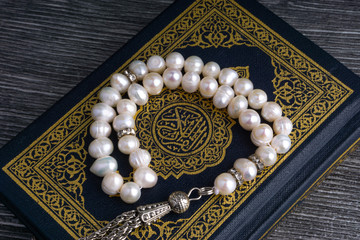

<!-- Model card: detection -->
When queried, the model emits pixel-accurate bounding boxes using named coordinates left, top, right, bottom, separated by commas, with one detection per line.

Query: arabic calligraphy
left=153, top=103, right=212, bottom=156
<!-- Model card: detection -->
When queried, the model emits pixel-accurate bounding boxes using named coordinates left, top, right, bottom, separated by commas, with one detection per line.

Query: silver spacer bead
left=249, top=154, right=264, bottom=172
left=117, top=128, right=136, bottom=139
left=168, top=191, right=190, bottom=214
left=228, top=168, right=244, bottom=186
left=124, top=69, right=137, bottom=83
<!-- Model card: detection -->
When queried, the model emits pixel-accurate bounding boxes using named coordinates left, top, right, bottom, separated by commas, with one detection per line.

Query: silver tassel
left=80, top=187, right=214, bottom=240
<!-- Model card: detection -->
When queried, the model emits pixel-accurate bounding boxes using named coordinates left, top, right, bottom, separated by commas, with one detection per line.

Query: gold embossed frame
left=2, top=0, right=352, bottom=239
left=136, top=89, right=236, bottom=179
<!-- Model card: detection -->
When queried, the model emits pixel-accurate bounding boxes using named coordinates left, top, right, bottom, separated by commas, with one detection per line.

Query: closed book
left=0, top=0, right=359, bottom=240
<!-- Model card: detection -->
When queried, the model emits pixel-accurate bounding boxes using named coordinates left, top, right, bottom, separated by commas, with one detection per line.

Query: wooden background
left=0, top=0, right=359, bottom=239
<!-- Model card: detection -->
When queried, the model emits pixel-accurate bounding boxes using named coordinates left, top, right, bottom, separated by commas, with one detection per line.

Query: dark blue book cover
left=0, top=0, right=359, bottom=239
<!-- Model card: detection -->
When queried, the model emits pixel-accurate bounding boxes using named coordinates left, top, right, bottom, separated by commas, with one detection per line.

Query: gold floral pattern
left=231, top=66, right=250, bottom=79
left=180, top=12, right=255, bottom=49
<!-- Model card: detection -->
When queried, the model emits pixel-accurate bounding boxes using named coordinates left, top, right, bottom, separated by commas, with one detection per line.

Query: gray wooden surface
left=0, top=0, right=359, bottom=239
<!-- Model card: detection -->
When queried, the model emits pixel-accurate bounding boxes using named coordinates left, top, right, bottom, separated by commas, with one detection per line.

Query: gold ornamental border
left=2, top=0, right=353, bottom=239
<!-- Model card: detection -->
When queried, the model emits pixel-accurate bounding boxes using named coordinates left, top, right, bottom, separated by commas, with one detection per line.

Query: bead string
left=88, top=52, right=292, bottom=204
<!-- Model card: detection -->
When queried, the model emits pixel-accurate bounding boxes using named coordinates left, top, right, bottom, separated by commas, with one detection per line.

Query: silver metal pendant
left=80, top=187, right=214, bottom=240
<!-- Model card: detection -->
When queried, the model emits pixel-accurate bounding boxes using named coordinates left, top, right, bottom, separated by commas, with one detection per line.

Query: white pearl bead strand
left=89, top=52, right=293, bottom=203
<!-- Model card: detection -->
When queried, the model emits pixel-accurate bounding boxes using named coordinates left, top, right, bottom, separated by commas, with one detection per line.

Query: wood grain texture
left=0, top=0, right=359, bottom=239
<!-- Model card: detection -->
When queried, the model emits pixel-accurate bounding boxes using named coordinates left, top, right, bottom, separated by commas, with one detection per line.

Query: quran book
left=0, top=0, right=359, bottom=239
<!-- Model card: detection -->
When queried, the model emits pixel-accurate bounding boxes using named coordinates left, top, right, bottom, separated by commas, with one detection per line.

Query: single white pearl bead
left=110, top=73, right=131, bottom=94
left=273, top=117, right=293, bottom=135
left=233, top=158, right=257, bottom=181
left=255, top=146, right=277, bottom=166
left=128, top=83, right=149, bottom=106
left=118, top=135, right=140, bottom=155
left=90, top=121, right=112, bottom=139
left=214, top=173, right=237, bottom=195
left=116, top=99, right=137, bottom=117
left=143, top=72, right=164, bottom=95
left=88, top=137, right=114, bottom=159
left=133, top=167, right=158, bottom=188
left=239, top=109, right=261, bottom=131
left=213, top=85, right=235, bottom=109
left=101, top=172, right=124, bottom=195
left=248, top=89, right=268, bottom=110
left=234, top=78, right=253, bottom=97
left=271, top=134, right=291, bottom=154
left=184, top=55, right=204, bottom=74
left=120, top=182, right=141, bottom=204
left=146, top=55, right=166, bottom=73
left=98, top=87, right=121, bottom=107
left=199, top=76, right=218, bottom=98
left=90, top=156, right=118, bottom=177
left=218, top=68, right=238, bottom=86
left=261, top=102, right=282, bottom=122
left=227, top=95, right=248, bottom=119
left=165, top=52, right=184, bottom=69
left=128, top=60, right=148, bottom=80
left=251, top=124, right=274, bottom=146
left=113, top=113, right=135, bottom=132
left=182, top=72, right=200, bottom=93
left=129, top=149, right=151, bottom=169
left=91, top=103, right=116, bottom=122
left=202, top=61, right=220, bottom=78
left=163, top=68, right=182, bottom=90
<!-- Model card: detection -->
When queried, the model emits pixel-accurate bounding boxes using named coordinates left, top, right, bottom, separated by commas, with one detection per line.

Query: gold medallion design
left=153, top=103, right=212, bottom=156
left=2, top=0, right=353, bottom=239
left=136, top=89, right=235, bottom=179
